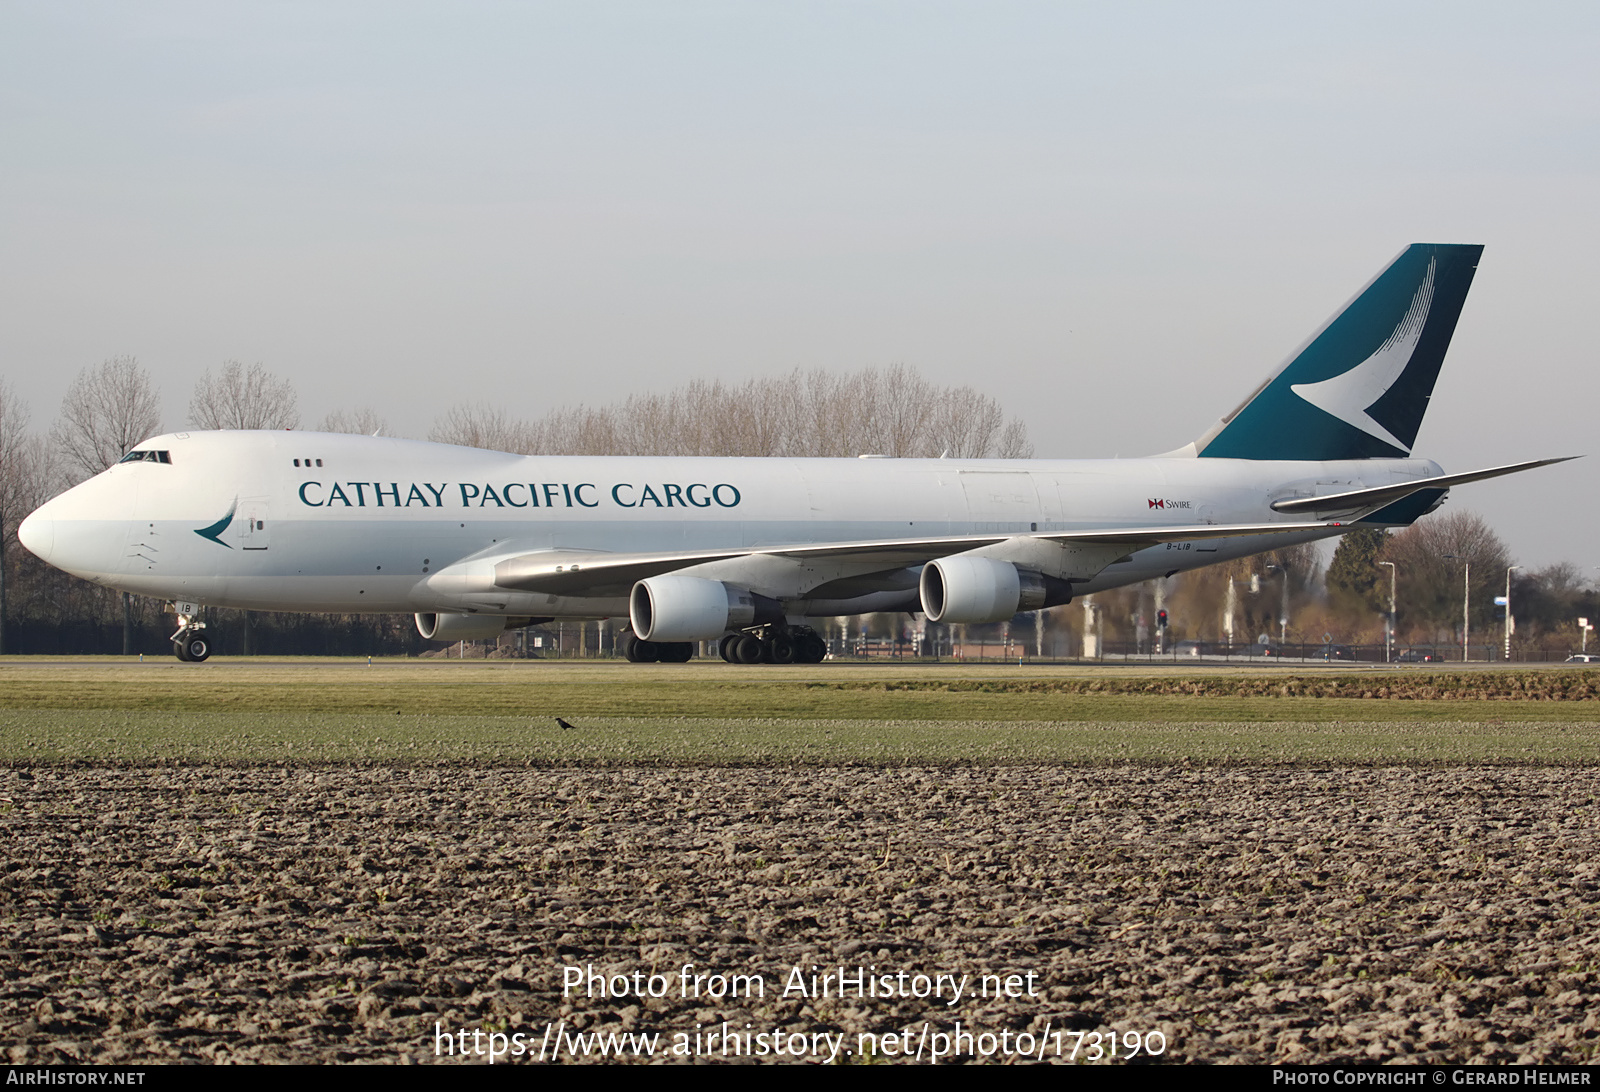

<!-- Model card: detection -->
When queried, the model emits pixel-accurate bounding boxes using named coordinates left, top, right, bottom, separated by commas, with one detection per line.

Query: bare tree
left=1165, top=542, right=1322, bottom=644
left=993, top=419, right=1032, bottom=459
left=49, top=358, right=161, bottom=654
left=430, top=365, right=1033, bottom=459
left=0, top=380, right=34, bottom=517
left=430, top=402, right=534, bottom=453
left=190, top=360, right=299, bottom=430
left=0, top=381, right=47, bottom=654
left=52, top=356, right=161, bottom=481
left=1380, top=510, right=1512, bottom=641
left=318, top=407, right=389, bottom=436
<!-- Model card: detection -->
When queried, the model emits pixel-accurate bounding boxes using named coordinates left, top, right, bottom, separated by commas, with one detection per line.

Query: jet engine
left=918, top=557, right=1072, bottom=624
left=414, top=613, right=544, bottom=641
left=629, top=576, right=782, bottom=642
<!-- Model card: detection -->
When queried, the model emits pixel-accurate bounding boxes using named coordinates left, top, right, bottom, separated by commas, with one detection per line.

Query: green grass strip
left=3, top=711, right=1599, bottom=767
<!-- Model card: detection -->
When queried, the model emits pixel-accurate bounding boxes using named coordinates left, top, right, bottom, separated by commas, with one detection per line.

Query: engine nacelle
left=919, top=557, right=1070, bottom=624
left=415, top=613, right=541, bottom=641
left=630, top=576, right=781, bottom=642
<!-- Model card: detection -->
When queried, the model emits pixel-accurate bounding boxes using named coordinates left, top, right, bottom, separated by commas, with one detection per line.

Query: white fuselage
left=20, top=430, right=1442, bottom=623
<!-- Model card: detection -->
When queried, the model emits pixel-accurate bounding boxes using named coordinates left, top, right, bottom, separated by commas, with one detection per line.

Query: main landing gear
left=716, top=625, right=827, bottom=665
left=170, top=608, right=212, bottom=663
left=617, top=625, right=828, bottom=664
left=619, top=632, right=695, bottom=663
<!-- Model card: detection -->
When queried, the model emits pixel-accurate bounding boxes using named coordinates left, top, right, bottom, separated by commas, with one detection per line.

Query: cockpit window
left=118, top=450, right=171, bottom=464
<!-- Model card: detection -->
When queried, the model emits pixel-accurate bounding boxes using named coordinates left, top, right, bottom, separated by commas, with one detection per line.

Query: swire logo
left=1148, top=499, right=1193, bottom=510
left=194, top=500, right=236, bottom=548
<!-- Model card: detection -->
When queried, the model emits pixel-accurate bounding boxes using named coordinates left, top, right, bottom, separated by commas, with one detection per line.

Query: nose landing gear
left=170, top=606, right=212, bottom=663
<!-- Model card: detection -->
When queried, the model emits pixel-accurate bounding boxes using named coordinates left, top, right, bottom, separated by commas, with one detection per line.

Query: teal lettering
left=612, top=483, right=636, bottom=507
left=713, top=484, right=740, bottom=508
left=542, top=484, right=562, bottom=507
left=561, top=484, right=573, bottom=507
left=374, top=482, right=400, bottom=507
left=685, top=483, right=711, bottom=507
left=327, top=483, right=352, bottom=506
left=405, top=484, right=430, bottom=507
left=459, top=484, right=480, bottom=505
left=503, top=483, right=528, bottom=507
left=298, top=481, right=324, bottom=506
left=350, top=482, right=370, bottom=507
left=640, top=485, right=663, bottom=507
left=574, top=483, right=599, bottom=508
left=480, top=484, right=504, bottom=507
left=424, top=483, right=446, bottom=506
left=662, top=483, right=685, bottom=507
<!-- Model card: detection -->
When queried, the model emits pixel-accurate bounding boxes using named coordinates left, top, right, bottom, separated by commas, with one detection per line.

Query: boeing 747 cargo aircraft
left=18, top=244, right=1566, bottom=663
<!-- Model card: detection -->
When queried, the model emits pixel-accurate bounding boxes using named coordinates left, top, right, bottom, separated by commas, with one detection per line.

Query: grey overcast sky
left=3, top=1, right=1595, bottom=569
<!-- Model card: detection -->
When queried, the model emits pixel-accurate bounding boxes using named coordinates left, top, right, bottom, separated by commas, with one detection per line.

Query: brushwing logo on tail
left=195, top=500, right=237, bottom=548
left=1287, top=258, right=1436, bottom=455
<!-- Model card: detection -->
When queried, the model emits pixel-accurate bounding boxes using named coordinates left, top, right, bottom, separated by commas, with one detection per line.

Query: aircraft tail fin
left=1189, top=243, right=1483, bottom=460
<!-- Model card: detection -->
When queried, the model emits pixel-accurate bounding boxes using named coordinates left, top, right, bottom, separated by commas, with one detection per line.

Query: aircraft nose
left=17, top=509, right=53, bottom=563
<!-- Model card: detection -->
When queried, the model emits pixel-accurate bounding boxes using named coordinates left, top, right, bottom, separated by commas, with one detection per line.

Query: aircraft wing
left=1268, top=457, right=1575, bottom=516
left=492, top=519, right=1344, bottom=596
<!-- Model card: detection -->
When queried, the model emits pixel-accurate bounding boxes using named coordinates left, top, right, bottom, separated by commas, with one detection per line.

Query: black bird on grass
left=555, top=717, right=578, bottom=731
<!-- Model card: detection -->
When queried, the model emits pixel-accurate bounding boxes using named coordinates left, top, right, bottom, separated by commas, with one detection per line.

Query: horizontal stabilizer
left=1269, top=457, right=1576, bottom=516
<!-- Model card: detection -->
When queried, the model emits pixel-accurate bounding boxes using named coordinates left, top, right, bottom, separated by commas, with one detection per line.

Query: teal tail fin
left=1193, top=244, right=1483, bottom=460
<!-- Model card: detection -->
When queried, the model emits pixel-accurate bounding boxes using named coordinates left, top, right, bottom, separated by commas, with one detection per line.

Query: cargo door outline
left=957, top=471, right=1039, bottom=534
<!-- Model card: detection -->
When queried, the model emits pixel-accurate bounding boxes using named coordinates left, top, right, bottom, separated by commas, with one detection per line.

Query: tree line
left=0, top=358, right=1032, bottom=655
left=0, top=357, right=399, bottom=656
left=429, top=365, right=1032, bottom=459
left=1320, top=514, right=1596, bottom=656
left=1, top=355, right=1591, bottom=658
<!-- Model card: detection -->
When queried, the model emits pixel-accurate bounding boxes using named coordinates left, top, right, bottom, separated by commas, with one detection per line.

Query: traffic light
left=1157, top=609, right=1168, bottom=629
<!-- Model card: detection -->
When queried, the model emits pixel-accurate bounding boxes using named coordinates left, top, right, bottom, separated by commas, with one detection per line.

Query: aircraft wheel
left=173, top=640, right=192, bottom=662
left=800, top=634, right=828, bottom=663
left=767, top=634, right=797, bottom=665
left=183, top=636, right=211, bottom=662
left=734, top=633, right=764, bottom=664
left=659, top=642, right=694, bottom=663
left=633, top=639, right=661, bottom=663
left=718, top=634, right=740, bottom=662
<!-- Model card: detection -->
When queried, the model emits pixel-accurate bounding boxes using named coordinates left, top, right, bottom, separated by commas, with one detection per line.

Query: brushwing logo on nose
left=195, top=500, right=237, bottom=548
left=1288, top=257, right=1436, bottom=454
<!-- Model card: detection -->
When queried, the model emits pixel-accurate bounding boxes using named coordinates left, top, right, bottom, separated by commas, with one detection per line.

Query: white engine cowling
left=415, top=613, right=535, bottom=641
left=920, top=557, right=1053, bottom=624
left=630, top=576, right=778, bottom=642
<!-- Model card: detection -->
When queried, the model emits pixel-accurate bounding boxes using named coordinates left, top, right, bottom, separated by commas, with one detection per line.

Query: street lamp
left=1504, top=565, right=1520, bottom=662
left=1585, top=567, right=1600, bottom=654
left=1266, top=563, right=1289, bottom=646
left=1378, top=561, right=1397, bottom=663
left=1443, top=555, right=1470, bottom=662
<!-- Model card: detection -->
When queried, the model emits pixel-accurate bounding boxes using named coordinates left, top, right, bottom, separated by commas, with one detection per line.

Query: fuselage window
left=315, top=458, right=323, bottom=467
